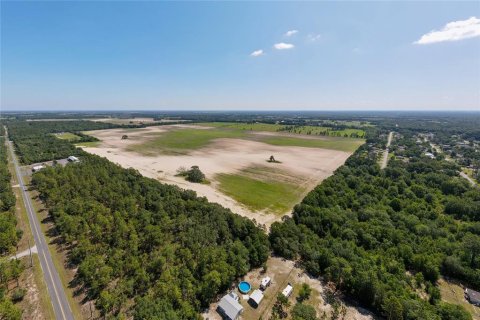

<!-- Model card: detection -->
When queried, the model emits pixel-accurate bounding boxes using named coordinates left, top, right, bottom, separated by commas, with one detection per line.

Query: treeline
left=0, top=138, right=25, bottom=319
left=277, top=125, right=365, bottom=138
left=270, top=133, right=478, bottom=319
left=32, top=155, right=269, bottom=319
left=4, top=120, right=117, bottom=164
left=0, top=138, right=20, bottom=254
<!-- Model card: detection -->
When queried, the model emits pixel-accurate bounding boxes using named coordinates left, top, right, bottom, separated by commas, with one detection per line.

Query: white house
left=282, top=284, right=293, bottom=298
left=249, top=289, right=264, bottom=308
left=217, top=292, right=243, bottom=320
left=32, top=165, right=45, bottom=172
left=260, top=276, right=271, bottom=290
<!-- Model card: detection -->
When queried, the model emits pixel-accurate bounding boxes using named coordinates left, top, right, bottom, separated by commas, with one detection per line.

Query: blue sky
left=1, top=1, right=479, bottom=111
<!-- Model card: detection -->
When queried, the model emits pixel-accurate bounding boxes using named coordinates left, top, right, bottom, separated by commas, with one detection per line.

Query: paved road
left=380, top=131, right=393, bottom=169
left=7, top=139, right=74, bottom=320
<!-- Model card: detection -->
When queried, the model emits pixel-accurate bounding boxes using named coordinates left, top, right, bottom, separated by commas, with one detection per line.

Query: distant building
left=67, top=156, right=79, bottom=162
left=465, top=288, right=480, bottom=306
left=32, top=165, right=45, bottom=172
left=217, top=292, right=243, bottom=320
left=249, top=289, right=264, bottom=308
left=282, top=284, right=293, bottom=298
left=424, top=152, right=435, bottom=159
left=260, top=276, right=271, bottom=290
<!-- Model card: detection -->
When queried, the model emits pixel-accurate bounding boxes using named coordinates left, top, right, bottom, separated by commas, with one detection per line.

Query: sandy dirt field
left=82, top=125, right=352, bottom=228
left=202, top=257, right=377, bottom=320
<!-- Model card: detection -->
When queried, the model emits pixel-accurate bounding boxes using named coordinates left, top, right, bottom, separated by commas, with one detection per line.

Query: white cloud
left=414, top=16, right=480, bottom=44
left=250, top=49, right=264, bottom=57
left=284, top=30, right=298, bottom=37
left=307, top=34, right=321, bottom=42
left=274, top=42, right=294, bottom=50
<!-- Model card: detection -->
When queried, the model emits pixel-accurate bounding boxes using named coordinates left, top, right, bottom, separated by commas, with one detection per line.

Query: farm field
left=82, top=124, right=362, bottom=227
left=197, top=121, right=366, bottom=138
left=89, top=117, right=188, bottom=125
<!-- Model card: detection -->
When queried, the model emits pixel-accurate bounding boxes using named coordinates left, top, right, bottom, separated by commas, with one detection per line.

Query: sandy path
left=82, top=126, right=353, bottom=228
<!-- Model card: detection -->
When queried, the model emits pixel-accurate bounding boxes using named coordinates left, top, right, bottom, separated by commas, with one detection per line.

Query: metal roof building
left=249, top=289, right=264, bottom=308
left=465, top=288, right=480, bottom=306
left=217, top=292, right=243, bottom=320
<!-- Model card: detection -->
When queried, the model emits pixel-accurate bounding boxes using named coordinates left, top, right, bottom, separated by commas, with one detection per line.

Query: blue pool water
left=238, top=281, right=251, bottom=294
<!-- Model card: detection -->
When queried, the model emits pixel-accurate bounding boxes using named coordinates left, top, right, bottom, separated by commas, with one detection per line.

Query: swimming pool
left=238, top=281, right=251, bottom=294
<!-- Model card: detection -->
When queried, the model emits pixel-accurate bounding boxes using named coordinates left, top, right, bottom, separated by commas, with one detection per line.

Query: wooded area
left=270, top=129, right=478, bottom=320
left=4, top=120, right=117, bottom=164
left=32, top=155, right=269, bottom=318
left=0, top=136, right=25, bottom=319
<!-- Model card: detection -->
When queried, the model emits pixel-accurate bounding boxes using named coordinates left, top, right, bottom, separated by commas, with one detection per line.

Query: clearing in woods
left=82, top=124, right=364, bottom=228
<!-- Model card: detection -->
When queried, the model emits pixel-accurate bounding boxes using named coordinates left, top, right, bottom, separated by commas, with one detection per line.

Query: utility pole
left=28, top=239, right=33, bottom=268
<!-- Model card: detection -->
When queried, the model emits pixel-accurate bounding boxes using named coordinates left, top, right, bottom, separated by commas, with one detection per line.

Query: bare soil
left=82, top=125, right=352, bottom=228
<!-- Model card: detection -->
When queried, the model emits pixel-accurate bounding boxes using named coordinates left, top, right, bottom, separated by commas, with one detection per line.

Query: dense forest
left=4, top=120, right=117, bottom=164
left=0, top=137, right=26, bottom=319
left=31, top=155, right=269, bottom=318
left=0, top=138, right=20, bottom=254
left=270, top=128, right=479, bottom=319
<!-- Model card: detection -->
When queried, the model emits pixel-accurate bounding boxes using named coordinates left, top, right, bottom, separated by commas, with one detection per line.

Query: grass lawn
left=74, top=141, right=100, bottom=148
left=55, top=132, right=81, bottom=141
left=260, top=136, right=364, bottom=153
left=216, top=173, right=303, bottom=214
left=438, top=278, right=480, bottom=318
left=127, top=128, right=246, bottom=155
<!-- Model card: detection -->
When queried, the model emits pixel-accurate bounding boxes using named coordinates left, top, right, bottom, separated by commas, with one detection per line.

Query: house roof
left=466, top=288, right=480, bottom=303
left=218, top=294, right=243, bottom=320
left=282, top=284, right=293, bottom=297
left=261, top=277, right=271, bottom=287
left=250, top=289, right=264, bottom=304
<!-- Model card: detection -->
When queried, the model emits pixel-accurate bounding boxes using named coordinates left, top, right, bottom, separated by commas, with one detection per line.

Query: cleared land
left=82, top=125, right=362, bottom=227
left=202, top=257, right=377, bottom=320
left=54, top=132, right=81, bottom=141
left=89, top=117, right=188, bottom=125
left=438, top=278, right=480, bottom=319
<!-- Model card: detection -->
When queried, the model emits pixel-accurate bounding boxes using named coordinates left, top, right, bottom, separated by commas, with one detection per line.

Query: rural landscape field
left=81, top=122, right=364, bottom=226
left=2, top=1, right=480, bottom=320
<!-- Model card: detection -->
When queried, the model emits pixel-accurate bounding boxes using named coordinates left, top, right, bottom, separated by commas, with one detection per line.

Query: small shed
left=260, top=276, right=271, bottom=290
left=465, top=288, right=480, bottom=306
left=68, top=156, right=79, bottom=162
left=282, top=284, right=293, bottom=298
left=217, top=293, right=243, bottom=320
left=249, top=289, right=264, bottom=308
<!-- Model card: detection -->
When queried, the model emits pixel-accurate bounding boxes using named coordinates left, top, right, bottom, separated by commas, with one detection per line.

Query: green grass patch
left=128, top=128, right=246, bottom=155
left=260, top=136, right=364, bottom=153
left=216, top=173, right=303, bottom=214
left=55, top=132, right=81, bottom=141
left=74, top=141, right=100, bottom=148
left=197, top=122, right=365, bottom=138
